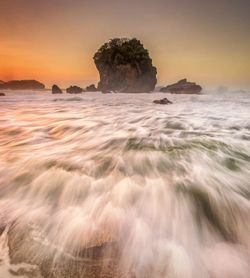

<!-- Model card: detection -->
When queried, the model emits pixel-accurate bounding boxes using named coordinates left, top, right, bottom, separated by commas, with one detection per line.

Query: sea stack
left=94, top=38, right=157, bottom=93
left=160, top=79, right=202, bottom=94
left=52, top=85, right=63, bottom=94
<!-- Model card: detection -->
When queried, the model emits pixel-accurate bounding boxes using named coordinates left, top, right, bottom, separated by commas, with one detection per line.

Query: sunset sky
left=0, top=0, right=249, bottom=89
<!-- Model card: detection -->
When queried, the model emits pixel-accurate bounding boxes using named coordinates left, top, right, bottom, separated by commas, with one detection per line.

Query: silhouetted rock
left=94, top=38, right=157, bottom=93
left=0, top=92, right=5, bottom=96
left=52, top=85, right=63, bottom=94
left=85, top=84, right=97, bottom=92
left=66, top=86, right=84, bottom=94
left=160, top=79, right=202, bottom=94
left=0, top=80, right=45, bottom=90
left=0, top=80, right=5, bottom=90
left=153, top=98, right=172, bottom=104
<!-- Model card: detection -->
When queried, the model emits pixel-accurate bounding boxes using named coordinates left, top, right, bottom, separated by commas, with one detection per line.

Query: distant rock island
left=94, top=38, right=157, bottom=93
left=160, top=79, right=202, bottom=94
left=66, top=86, right=84, bottom=94
left=51, top=84, right=98, bottom=94
left=0, top=80, right=45, bottom=90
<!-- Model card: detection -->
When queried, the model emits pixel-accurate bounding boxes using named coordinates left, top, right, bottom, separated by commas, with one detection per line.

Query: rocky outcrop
left=153, top=98, right=172, bottom=104
left=94, top=38, right=157, bottom=93
left=0, top=80, right=45, bottom=90
left=160, top=79, right=202, bottom=94
left=85, top=84, right=97, bottom=92
left=52, top=85, right=63, bottom=94
left=66, top=86, right=84, bottom=94
left=7, top=223, right=123, bottom=278
left=0, top=92, right=5, bottom=96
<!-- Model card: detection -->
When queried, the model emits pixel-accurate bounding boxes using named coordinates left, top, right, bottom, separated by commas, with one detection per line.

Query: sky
left=0, top=0, right=249, bottom=89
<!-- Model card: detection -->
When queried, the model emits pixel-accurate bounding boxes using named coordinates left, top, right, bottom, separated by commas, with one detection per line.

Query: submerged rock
left=66, top=86, right=84, bottom=94
left=52, top=85, right=63, bottom=94
left=85, top=84, right=97, bottom=92
left=0, top=80, right=45, bottom=90
left=160, top=79, right=202, bottom=94
left=94, top=38, right=157, bottom=93
left=7, top=223, right=124, bottom=278
left=0, top=92, right=6, bottom=96
left=153, top=98, right=172, bottom=104
left=102, top=90, right=112, bottom=94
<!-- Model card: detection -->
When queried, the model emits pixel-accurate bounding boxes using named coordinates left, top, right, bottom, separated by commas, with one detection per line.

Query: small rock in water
left=160, top=78, right=202, bottom=94
left=52, top=85, right=63, bottom=94
left=85, top=84, right=97, bottom=92
left=153, top=97, right=173, bottom=104
left=0, top=92, right=6, bottom=96
left=66, top=86, right=84, bottom=94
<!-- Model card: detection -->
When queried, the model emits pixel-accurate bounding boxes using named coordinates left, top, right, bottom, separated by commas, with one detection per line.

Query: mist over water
left=0, top=90, right=250, bottom=277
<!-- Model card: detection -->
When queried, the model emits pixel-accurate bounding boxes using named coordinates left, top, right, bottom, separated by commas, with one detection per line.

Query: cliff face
left=0, top=80, right=45, bottom=90
left=94, top=38, right=157, bottom=93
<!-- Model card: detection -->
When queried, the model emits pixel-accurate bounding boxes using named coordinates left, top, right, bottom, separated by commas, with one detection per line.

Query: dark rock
left=7, top=223, right=124, bottom=278
left=160, top=79, right=202, bottom=94
left=153, top=98, right=172, bottom=104
left=0, top=92, right=5, bottom=96
left=52, top=85, right=63, bottom=94
left=0, top=80, right=45, bottom=90
left=66, top=86, right=84, bottom=94
left=94, top=38, right=157, bottom=93
left=85, top=84, right=97, bottom=92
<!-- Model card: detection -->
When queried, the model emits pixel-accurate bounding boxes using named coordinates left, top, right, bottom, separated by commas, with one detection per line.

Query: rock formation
left=66, top=86, right=84, bottom=94
left=85, top=84, right=97, bottom=92
left=0, top=80, right=45, bottom=90
left=153, top=98, right=172, bottom=104
left=94, top=38, right=157, bottom=93
left=160, top=79, right=202, bottom=94
left=52, top=85, right=63, bottom=94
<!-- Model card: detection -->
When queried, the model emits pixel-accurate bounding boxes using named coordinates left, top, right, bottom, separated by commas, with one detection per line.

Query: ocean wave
left=0, top=91, right=250, bottom=277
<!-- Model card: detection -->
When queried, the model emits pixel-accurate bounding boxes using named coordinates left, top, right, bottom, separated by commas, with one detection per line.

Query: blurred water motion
left=0, top=90, right=250, bottom=277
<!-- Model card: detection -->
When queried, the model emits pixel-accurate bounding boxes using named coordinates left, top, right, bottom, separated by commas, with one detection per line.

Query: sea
left=0, top=89, right=250, bottom=277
